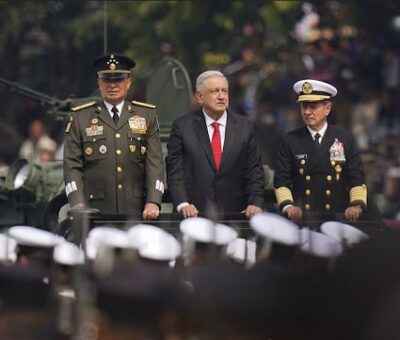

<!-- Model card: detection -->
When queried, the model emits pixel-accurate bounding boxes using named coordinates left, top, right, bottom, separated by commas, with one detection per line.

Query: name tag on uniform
left=85, top=125, right=104, bottom=137
left=129, top=116, right=147, bottom=134
left=295, top=154, right=308, bottom=160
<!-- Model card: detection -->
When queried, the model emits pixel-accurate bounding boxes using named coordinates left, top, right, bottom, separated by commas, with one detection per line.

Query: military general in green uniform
left=63, top=53, right=164, bottom=220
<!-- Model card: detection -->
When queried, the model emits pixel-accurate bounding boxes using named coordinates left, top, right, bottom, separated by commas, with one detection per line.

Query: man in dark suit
left=63, top=53, right=164, bottom=220
left=166, top=70, right=265, bottom=218
left=274, top=79, right=367, bottom=221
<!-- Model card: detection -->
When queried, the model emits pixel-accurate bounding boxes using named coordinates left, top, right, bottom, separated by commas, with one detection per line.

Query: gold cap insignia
left=302, top=82, right=313, bottom=94
left=107, top=54, right=119, bottom=70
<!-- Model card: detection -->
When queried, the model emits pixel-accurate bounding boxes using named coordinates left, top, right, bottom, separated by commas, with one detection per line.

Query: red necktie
left=211, top=122, right=222, bottom=170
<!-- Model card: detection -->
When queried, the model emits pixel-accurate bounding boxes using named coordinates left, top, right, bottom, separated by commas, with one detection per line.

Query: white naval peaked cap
left=249, top=212, right=300, bottom=246
left=226, top=237, right=256, bottom=265
left=7, top=225, right=64, bottom=248
left=87, top=226, right=139, bottom=249
left=299, top=228, right=343, bottom=258
left=128, top=224, right=181, bottom=261
left=0, top=234, right=17, bottom=262
left=293, top=79, right=337, bottom=102
left=53, top=241, right=84, bottom=266
left=320, top=221, right=369, bottom=247
left=86, top=226, right=139, bottom=259
left=180, top=217, right=238, bottom=246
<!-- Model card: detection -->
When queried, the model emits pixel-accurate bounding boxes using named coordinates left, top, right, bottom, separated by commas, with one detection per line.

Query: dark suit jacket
left=166, top=110, right=265, bottom=214
left=64, top=99, right=164, bottom=214
left=274, top=124, right=366, bottom=213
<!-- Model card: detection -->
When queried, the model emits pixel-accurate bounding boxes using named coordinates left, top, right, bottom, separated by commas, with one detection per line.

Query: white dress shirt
left=104, top=100, right=124, bottom=119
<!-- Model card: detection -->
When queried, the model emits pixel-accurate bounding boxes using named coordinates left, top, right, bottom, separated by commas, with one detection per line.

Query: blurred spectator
left=19, top=119, right=57, bottom=163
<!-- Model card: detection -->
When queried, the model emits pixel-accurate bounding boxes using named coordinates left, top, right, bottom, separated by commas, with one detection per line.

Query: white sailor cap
left=180, top=217, right=238, bottom=246
left=249, top=212, right=300, bottom=246
left=320, top=221, right=369, bottom=247
left=299, top=228, right=343, bottom=258
left=128, top=224, right=181, bottom=261
left=293, top=79, right=337, bottom=102
left=86, top=226, right=139, bottom=260
left=0, top=234, right=17, bottom=262
left=7, top=226, right=64, bottom=248
left=53, top=242, right=84, bottom=266
left=226, top=237, right=256, bottom=265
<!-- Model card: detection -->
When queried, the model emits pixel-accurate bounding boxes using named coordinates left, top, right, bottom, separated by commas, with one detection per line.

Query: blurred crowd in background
left=0, top=1, right=399, bottom=219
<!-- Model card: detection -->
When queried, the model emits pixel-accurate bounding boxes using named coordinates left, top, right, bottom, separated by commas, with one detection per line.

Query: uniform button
left=325, top=204, right=331, bottom=210
left=331, top=161, right=335, bottom=166
left=300, top=159, right=306, bottom=165
left=115, top=133, right=121, bottom=138
left=305, top=189, right=311, bottom=195
left=117, top=166, right=122, bottom=172
left=116, top=149, right=122, bottom=155
left=89, top=194, right=94, bottom=199
left=305, top=175, right=311, bottom=181
left=327, top=175, right=332, bottom=181
left=118, top=184, right=123, bottom=190
left=326, top=190, right=331, bottom=196
left=304, top=204, right=310, bottom=210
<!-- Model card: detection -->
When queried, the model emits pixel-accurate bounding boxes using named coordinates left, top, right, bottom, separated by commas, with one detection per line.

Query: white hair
left=196, top=70, right=227, bottom=91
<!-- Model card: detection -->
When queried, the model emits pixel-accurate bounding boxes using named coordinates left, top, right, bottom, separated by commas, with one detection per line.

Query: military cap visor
left=94, top=53, right=136, bottom=79
left=293, top=79, right=337, bottom=102
left=97, top=71, right=130, bottom=80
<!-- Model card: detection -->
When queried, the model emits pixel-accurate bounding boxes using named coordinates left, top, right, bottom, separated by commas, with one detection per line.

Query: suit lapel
left=116, top=100, right=132, bottom=130
left=96, top=101, right=115, bottom=129
left=193, top=111, right=216, bottom=170
left=319, top=125, right=334, bottom=155
left=298, top=126, right=319, bottom=172
left=306, top=125, right=335, bottom=171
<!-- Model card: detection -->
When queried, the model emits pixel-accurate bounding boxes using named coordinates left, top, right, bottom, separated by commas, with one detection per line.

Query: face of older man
left=97, top=77, right=132, bottom=105
left=196, top=76, right=229, bottom=120
left=300, top=101, right=331, bottom=131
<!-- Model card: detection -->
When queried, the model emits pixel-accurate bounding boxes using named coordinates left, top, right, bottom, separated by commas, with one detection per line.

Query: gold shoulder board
left=131, top=100, right=156, bottom=109
left=71, top=101, right=97, bottom=112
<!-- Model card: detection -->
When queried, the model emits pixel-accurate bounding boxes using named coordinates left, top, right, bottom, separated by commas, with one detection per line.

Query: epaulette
left=71, top=101, right=97, bottom=112
left=131, top=100, right=156, bottom=109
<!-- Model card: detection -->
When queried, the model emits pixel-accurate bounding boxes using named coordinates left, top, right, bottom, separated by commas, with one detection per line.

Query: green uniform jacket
left=63, top=99, right=164, bottom=214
